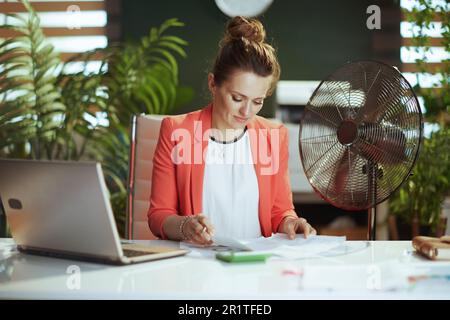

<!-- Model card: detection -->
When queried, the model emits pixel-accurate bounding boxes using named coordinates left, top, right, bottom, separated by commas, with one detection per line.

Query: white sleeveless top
left=202, top=130, right=261, bottom=239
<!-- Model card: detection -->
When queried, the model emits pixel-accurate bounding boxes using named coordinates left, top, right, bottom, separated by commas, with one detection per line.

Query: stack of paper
left=212, top=234, right=347, bottom=259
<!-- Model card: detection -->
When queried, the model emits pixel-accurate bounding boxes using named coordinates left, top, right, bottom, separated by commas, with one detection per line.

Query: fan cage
left=299, top=60, right=423, bottom=211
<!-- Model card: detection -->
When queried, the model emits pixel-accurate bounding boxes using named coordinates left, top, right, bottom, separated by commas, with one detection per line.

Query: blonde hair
left=211, top=16, right=280, bottom=96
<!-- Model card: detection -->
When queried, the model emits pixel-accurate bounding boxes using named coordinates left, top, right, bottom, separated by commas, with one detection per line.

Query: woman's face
left=208, top=69, right=273, bottom=130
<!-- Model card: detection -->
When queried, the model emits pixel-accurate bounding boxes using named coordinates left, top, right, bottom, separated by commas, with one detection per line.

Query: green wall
left=121, top=0, right=374, bottom=116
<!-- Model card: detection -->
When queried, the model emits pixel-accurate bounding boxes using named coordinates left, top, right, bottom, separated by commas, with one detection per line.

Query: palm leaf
left=0, top=0, right=66, bottom=160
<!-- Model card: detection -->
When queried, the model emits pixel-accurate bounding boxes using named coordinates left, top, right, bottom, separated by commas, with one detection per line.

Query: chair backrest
left=126, top=114, right=167, bottom=240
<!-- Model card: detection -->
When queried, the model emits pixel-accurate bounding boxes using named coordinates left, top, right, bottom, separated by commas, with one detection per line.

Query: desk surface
left=1, top=239, right=449, bottom=299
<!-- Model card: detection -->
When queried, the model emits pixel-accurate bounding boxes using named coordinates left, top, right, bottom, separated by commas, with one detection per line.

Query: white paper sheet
left=241, top=234, right=347, bottom=259
left=180, top=234, right=347, bottom=259
left=181, top=234, right=347, bottom=259
left=211, top=235, right=253, bottom=251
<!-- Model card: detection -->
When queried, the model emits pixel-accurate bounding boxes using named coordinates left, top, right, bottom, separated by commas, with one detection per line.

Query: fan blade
left=331, top=147, right=357, bottom=196
left=355, top=63, right=412, bottom=125
left=354, top=123, right=407, bottom=165
left=355, top=65, right=384, bottom=123
left=333, top=152, right=350, bottom=196
left=306, top=105, right=342, bottom=129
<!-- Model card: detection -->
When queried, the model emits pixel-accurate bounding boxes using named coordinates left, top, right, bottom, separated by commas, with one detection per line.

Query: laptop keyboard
left=122, top=249, right=156, bottom=257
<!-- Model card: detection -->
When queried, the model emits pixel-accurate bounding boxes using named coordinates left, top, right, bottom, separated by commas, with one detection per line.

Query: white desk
left=0, top=239, right=449, bottom=299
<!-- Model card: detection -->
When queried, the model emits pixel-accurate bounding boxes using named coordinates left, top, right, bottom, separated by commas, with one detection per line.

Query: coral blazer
left=148, top=103, right=298, bottom=238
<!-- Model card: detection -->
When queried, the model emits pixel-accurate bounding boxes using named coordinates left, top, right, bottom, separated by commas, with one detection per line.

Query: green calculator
left=215, top=251, right=272, bottom=263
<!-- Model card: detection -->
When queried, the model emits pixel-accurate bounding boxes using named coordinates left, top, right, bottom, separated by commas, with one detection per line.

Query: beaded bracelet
left=179, top=216, right=192, bottom=241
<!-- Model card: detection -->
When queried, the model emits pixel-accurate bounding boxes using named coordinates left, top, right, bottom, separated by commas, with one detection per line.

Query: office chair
left=126, top=114, right=167, bottom=240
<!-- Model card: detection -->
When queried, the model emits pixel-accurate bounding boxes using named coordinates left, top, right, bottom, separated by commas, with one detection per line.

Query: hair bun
left=224, top=16, right=266, bottom=44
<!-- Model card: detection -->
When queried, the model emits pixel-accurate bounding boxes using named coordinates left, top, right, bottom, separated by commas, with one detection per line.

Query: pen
left=198, top=219, right=213, bottom=234
left=200, top=225, right=214, bottom=242
left=201, top=226, right=210, bottom=240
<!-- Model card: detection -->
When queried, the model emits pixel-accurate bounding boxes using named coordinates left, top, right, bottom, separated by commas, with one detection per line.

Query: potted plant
left=0, top=0, right=193, bottom=237
left=389, top=128, right=450, bottom=239
left=388, top=0, right=449, bottom=239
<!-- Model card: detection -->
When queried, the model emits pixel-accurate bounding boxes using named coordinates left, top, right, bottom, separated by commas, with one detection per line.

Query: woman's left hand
left=281, top=217, right=317, bottom=239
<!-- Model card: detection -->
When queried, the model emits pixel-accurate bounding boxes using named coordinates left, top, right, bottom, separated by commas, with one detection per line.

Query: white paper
left=181, top=234, right=347, bottom=260
left=242, top=234, right=347, bottom=259
left=209, top=234, right=347, bottom=259
left=211, top=235, right=253, bottom=251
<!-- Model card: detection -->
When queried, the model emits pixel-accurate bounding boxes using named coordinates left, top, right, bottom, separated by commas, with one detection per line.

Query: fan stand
left=338, top=121, right=379, bottom=240
left=367, top=160, right=377, bottom=241
left=368, top=206, right=377, bottom=241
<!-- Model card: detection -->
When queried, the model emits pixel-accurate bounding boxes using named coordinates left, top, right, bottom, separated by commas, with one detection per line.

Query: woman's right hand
left=180, top=214, right=215, bottom=245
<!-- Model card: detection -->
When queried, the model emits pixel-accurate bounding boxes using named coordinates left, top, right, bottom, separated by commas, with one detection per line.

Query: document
left=181, top=234, right=347, bottom=259
left=210, top=234, right=347, bottom=259
left=245, top=234, right=346, bottom=259
left=211, top=235, right=253, bottom=251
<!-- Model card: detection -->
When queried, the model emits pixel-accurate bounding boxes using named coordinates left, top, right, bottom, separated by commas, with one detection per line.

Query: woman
left=148, top=16, right=316, bottom=245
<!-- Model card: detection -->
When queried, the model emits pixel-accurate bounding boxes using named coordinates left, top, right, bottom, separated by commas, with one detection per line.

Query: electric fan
left=299, top=60, right=423, bottom=240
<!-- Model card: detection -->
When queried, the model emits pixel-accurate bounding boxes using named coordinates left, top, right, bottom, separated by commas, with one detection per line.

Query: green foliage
left=389, top=128, right=450, bottom=231
left=0, top=0, right=193, bottom=237
left=88, top=125, right=130, bottom=236
left=104, top=18, right=193, bottom=126
left=390, top=0, right=450, bottom=232
left=0, top=0, right=65, bottom=160
left=403, top=0, right=449, bottom=127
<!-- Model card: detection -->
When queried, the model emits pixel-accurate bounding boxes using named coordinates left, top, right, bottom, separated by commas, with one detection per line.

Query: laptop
left=0, top=159, right=189, bottom=265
